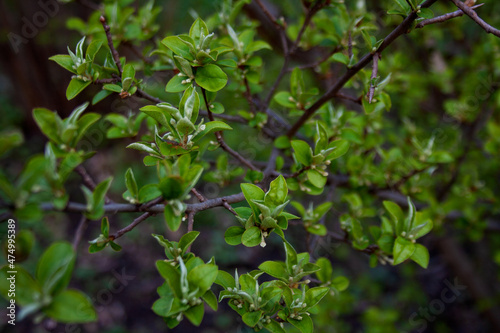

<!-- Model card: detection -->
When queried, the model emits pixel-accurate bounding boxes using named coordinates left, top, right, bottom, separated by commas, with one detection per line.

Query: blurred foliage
left=0, top=0, right=500, bottom=332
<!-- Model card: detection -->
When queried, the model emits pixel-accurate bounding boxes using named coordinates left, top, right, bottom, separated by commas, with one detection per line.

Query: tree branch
left=100, top=16, right=123, bottom=74
left=416, top=3, right=484, bottom=29
left=201, top=88, right=260, bottom=171
left=449, top=0, right=500, bottom=38
left=109, top=212, right=153, bottom=241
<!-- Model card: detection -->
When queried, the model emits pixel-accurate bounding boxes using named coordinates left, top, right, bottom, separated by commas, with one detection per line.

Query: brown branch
left=100, top=16, right=123, bottom=74
left=201, top=88, right=260, bottom=171
left=135, top=89, right=163, bottom=104
left=416, top=3, right=484, bottom=28
left=222, top=199, right=238, bottom=216
left=75, top=165, right=112, bottom=204
left=449, top=0, right=500, bottom=38
left=254, top=0, right=282, bottom=30
left=191, top=188, right=206, bottom=202
left=286, top=0, right=439, bottom=138
left=109, top=212, right=153, bottom=241
left=368, top=52, right=380, bottom=104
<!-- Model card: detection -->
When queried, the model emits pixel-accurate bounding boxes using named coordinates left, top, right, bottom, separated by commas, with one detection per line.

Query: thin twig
left=416, top=3, right=484, bottom=28
left=75, top=165, right=113, bottom=204
left=135, top=89, right=163, bottom=104
left=140, top=196, right=164, bottom=211
left=222, top=200, right=238, bottom=216
left=191, top=188, right=206, bottom=202
left=201, top=88, right=260, bottom=171
left=448, top=0, right=500, bottom=38
left=100, top=16, right=123, bottom=74
left=254, top=0, right=282, bottom=30
left=109, top=212, right=153, bottom=241
left=72, top=215, right=89, bottom=251
left=368, top=52, right=380, bottom=103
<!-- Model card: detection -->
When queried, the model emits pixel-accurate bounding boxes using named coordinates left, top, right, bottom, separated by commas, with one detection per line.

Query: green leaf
left=242, top=310, right=263, bottom=327
left=307, top=169, right=326, bottom=188
left=331, top=276, right=350, bottom=291
left=315, top=257, right=333, bottom=283
left=284, top=241, right=298, bottom=272
left=121, top=64, right=135, bottom=91
left=164, top=205, right=183, bottom=231
left=411, top=244, right=430, bottom=268
left=241, top=183, right=265, bottom=217
left=152, top=297, right=173, bottom=317
left=378, top=234, right=395, bottom=253
left=263, top=319, right=287, bottom=333
left=393, top=236, right=416, bottom=265
left=265, top=175, right=288, bottom=206
left=417, top=8, right=433, bottom=19
left=332, top=53, right=349, bottom=65
left=92, top=89, right=113, bottom=105
left=156, top=260, right=182, bottom=297
left=159, top=177, right=184, bottom=200
left=383, top=201, right=404, bottom=234
left=224, top=226, right=245, bottom=245
left=189, top=18, right=210, bottom=42
left=87, top=177, right=112, bottom=220
left=44, top=289, right=96, bottom=323
left=36, top=242, right=75, bottom=295
left=195, top=64, right=228, bottom=92
left=291, top=140, right=313, bottom=166
left=138, top=184, right=162, bottom=203
left=242, top=226, right=262, bottom=247
left=75, top=113, right=101, bottom=144
left=33, top=108, right=61, bottom=143
left=0, top=266, right=41, bottom=306
left=427, top=151, right=454, bottom=163
left=125, top=168, right=138, bottom=199
left=288, top=313, right=314, bottom=333
left=162, top=36, right=194, bottom=60
left=192, top=121, right=232, bottom=142
left=247, top=40, right=271, bottom=53
left=166, top=75, right=191, bottom=93
left=85, top=39, right=103, bottom=62
left=66, top=78, right=91, bottom=100
left=215, top=270, right=236, bottom=289
left=305, top=286, right=329, bottom=309
left=184, top=303, right=204, bottom=326
left=405, top=197, right=416, bottom=233
left=179, top=231, right=200, bottom=253
left=325, top=140, right=350, bottom=160
left=274, top=91, right=296, bottom=108
left=259, top=261, right=288, bottom=280
left=103, top=84, right=123, bottom=93
left=188, top=264, right=218, bottom=292
left=101, top=216, right=109, bottom=237
left=49, top=54, right=76, bottom=73
left=202, top=290, right=218, bottom=311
